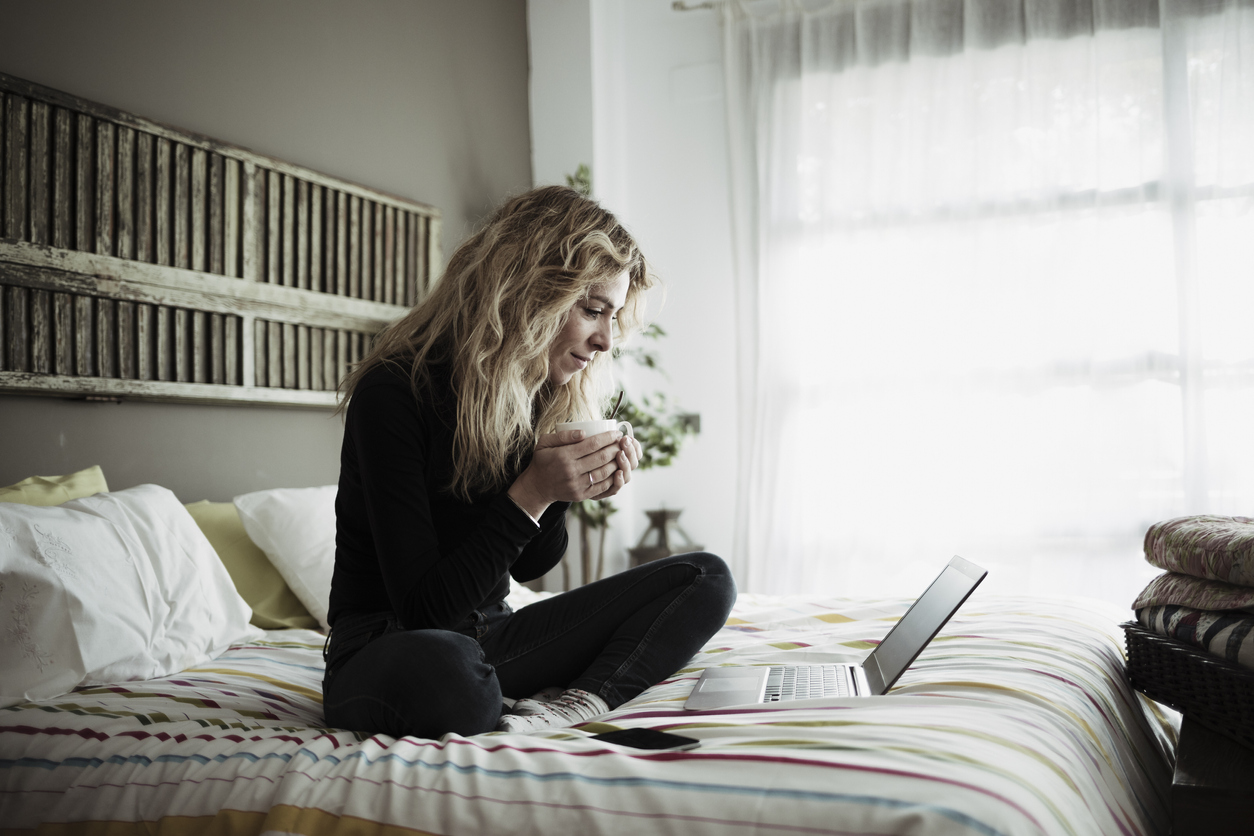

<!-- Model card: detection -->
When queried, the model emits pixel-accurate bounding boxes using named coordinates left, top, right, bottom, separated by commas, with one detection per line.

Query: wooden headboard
left=0, top=72, right=440, bottom=408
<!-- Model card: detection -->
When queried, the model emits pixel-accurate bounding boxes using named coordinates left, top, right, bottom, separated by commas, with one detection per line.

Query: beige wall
left=0, top=0, right=532, bottom=500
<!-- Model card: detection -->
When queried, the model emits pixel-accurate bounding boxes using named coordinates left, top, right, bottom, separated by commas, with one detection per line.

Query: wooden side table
left=627, top=509, right=703, bottom=568
left=1171, top=716, right=1254, bottom=835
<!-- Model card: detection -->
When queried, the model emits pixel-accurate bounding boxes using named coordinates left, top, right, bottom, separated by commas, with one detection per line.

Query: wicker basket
left=1123, top=621, right=1254, bottom=751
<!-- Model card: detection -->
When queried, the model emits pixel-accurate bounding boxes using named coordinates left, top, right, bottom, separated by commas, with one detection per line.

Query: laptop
left=684, top=555, right=987, bottom=710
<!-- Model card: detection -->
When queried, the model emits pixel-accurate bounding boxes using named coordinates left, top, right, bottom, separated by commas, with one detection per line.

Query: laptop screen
left=864, top=556, right=986, bottom=695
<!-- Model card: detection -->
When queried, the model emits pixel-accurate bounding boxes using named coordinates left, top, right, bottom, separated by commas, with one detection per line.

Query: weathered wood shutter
left=0, top=72, right=441, bottom=407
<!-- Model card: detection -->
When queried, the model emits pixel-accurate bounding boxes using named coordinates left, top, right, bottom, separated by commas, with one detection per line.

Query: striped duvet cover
left=0, top=592, right=1175, bottom=836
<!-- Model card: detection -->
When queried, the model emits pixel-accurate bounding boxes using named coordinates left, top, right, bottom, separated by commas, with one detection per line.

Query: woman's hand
left=508, top=429, right=638, bottom=520
left=591, top=433, right=642, bottom=501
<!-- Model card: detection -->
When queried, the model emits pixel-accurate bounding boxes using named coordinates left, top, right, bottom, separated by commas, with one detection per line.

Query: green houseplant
left=561, top=165, right=696, bottom=587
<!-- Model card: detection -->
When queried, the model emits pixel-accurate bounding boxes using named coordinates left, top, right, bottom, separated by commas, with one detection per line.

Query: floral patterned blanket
left=1144, top=515, right=1254, bottom=586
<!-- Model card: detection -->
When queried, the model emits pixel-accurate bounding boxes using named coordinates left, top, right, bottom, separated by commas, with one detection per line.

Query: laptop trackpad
left=700, top=676, right=764, bottom=692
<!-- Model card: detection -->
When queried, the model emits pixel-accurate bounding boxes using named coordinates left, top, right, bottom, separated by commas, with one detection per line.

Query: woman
left=322, top=185, right=736, bottom=738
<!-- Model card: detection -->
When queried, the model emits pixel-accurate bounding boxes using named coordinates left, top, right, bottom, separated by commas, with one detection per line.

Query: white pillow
left=506, top=577, right=547, bottom=609
left=234, top=486, right=337, bottom=630
left=232, top=487, right=543, bottom=629
left=0, top=485, right=259, bottom=708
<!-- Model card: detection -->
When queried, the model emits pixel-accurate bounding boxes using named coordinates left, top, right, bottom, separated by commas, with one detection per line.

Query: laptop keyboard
left=764, top=665, right=851, bottom=701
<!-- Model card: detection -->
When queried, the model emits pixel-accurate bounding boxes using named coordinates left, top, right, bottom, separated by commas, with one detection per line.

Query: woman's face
left=548, top=270, right=630, bottom=385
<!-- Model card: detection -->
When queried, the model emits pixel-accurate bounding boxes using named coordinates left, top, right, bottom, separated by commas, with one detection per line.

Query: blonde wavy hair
left=341, top=185, right=656, bottom=501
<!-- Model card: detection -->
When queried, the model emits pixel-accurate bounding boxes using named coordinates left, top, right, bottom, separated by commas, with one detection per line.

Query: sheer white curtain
left=723, top=0, right=1254, bottom=604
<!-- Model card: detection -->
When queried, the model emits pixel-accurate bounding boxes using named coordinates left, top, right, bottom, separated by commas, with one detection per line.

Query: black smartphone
left=590, top=728, right=700, bottom=751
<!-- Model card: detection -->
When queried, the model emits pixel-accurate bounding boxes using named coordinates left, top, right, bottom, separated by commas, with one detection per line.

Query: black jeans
left=321, top=552, right=735, bottom=739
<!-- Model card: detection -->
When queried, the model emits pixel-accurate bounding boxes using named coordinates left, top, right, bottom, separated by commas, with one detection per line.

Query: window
left=726, top=0, right=1254, bottom=603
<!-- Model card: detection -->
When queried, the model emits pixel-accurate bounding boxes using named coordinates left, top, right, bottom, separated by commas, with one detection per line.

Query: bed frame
left=0, top=72, right=440, bottom=408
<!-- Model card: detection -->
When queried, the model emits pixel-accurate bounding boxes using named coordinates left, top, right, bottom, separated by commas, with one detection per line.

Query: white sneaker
left=496, top=688, right=610, bottom=733
left=502, top=685, right=561, bottom=711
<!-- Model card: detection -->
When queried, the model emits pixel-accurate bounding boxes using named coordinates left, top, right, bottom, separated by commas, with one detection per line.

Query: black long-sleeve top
left=328, top=361, right=569, bottom=630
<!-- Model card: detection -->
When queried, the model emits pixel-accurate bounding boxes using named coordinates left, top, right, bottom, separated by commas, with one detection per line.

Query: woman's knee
left=325, top=629, right=501, bottom=738
left=679, top=551, right=737, bottom=616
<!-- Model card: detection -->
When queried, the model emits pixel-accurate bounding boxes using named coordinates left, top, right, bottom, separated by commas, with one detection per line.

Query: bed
left=0, top=474, right=1177, bottom=836
left=0, top=591, right=1176, bottom=835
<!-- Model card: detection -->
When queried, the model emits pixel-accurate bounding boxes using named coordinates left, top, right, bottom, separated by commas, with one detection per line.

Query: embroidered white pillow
left=0, top=485, right=259, bottom=708
left=104, top=486, right=261, bottom=667
left=234, top=486, right=337, bottom=630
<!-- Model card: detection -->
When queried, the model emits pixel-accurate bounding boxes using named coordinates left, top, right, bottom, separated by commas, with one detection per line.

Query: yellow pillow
left=184, top=500, right=320, bottom=631
left=0, top=465, right=109, bottom=506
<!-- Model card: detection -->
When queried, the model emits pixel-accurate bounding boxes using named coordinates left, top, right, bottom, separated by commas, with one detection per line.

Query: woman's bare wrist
left=507, top=473, right=549, bottom=523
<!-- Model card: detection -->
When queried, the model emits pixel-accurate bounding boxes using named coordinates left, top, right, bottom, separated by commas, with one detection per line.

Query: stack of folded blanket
left=1134, top=514, right=1254, bottom=671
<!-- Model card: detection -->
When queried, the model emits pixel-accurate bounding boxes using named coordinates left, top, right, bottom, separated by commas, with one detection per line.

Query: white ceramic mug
left=556, top=419, right=634, bottom=439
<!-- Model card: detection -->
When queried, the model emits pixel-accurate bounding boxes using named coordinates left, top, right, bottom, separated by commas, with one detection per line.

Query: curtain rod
left=674, top=0, right=857, bottom=10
